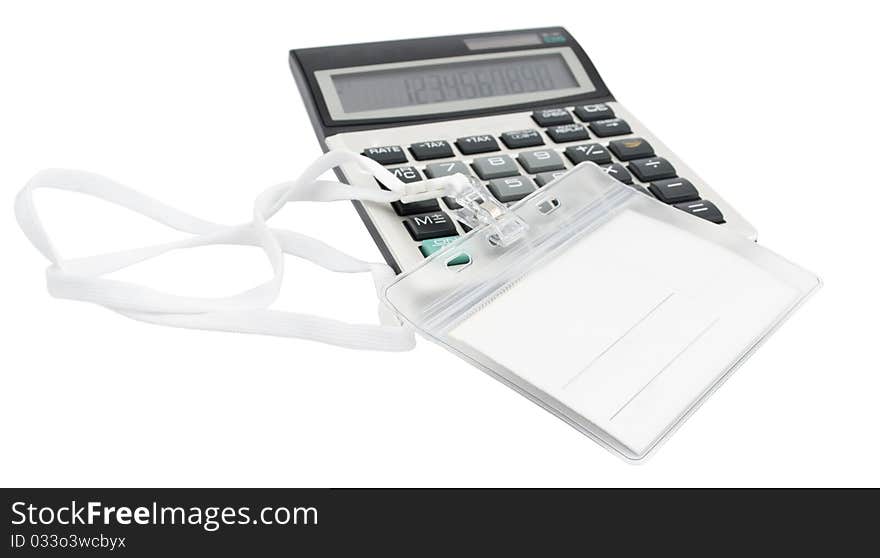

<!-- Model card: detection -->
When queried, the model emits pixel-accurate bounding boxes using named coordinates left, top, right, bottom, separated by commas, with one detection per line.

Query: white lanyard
left=14, top=150, right=469, bottom=351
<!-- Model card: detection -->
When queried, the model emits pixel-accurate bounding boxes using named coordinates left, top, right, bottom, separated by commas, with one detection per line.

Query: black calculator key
left=403, top=212, right=458, bottom=240
left=608, top=137, right=655, bottom=161
left=472, top=155, right=519, bottom=180
left=649, top=178, right=700, bottom=204
left=377, top=165, right=422, bottom=190
left=443, top=193, right=484, bottom=210
left=500, top=129, right=545, bottom=149
left=627, top=157, right=676, bottom=182
left=565, top=143, right=612, bottom=165
left=362, top=145, right=407, bottom=165
left=532, top=108, right=573, bottom=126
left=409, top=140, right=454, bottom=161
left=377, top=167, right=441, bottom=216
left=486, top=176, right=537, bottom=203
left=424, top=161, right=472, bottom=179
left=443, top=196, right=462, bottom=209
left=534, top=170, right=568, bottom=187
left=588, top=118, right=632, bottom=138
left=546, top=123, right=590, bottom=143
left=518, top=149, right=566, bottom=174
left=674, top=199, right=725, bottom=224
left=601, top=163, right=633, bottom=184
left=391, top=198, right=441, bottom=216
left=455, top=134, right=499, bottom=155
left=626, top=183, right=650, bottom=196
left=574, top=104, right=615, bottom=122
left=384, top=166, right=422, bottom=184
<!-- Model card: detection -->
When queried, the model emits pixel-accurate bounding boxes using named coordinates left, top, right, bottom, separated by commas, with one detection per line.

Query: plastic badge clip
left=447, top=176, right=529, bottom=248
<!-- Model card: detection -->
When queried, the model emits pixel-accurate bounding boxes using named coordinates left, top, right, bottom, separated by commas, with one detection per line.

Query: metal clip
left=447, top=176, right=528, bottom=248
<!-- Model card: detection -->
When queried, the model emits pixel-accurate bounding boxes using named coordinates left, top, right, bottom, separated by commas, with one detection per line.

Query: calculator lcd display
left=331, top=53, right=584, bottom=113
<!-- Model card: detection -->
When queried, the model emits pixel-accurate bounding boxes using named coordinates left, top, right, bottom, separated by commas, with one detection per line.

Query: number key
left=534, top=170, right=568, bottom=187
left=472, top=155, right=519, bottom=180
left=486, top=176, right=537, bottom=203
left=424, top=161, right=472, bottom=179
left=518, top=149, right=566, bottom=174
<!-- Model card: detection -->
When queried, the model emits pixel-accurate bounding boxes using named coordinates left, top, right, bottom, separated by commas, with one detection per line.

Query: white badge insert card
left=383, top=164, right=819, bottom=461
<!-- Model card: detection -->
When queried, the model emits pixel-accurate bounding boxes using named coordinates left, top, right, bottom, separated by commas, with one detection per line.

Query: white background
left=1, top=0, right=878, bottom=487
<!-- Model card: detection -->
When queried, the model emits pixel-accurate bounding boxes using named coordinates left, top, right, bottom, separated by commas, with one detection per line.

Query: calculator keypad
left=343, top=103, right=733, bottom=268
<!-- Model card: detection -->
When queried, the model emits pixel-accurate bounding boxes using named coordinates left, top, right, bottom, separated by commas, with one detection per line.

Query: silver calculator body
left=290, top=27, right=756, bottom=273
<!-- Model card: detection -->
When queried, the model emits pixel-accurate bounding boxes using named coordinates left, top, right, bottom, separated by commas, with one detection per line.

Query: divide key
left=627, top=157, right=676, bottom=182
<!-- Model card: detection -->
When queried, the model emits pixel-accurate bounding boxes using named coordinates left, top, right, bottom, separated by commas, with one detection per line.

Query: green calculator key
left=419, top=237, right=470, bottom=265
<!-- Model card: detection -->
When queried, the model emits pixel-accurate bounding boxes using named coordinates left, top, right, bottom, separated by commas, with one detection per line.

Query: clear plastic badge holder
left=383, top=163, right=820, bottom=461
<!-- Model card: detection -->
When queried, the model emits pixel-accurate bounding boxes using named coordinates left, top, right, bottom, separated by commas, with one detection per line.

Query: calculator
left=289, top=27, right=756, bottom=273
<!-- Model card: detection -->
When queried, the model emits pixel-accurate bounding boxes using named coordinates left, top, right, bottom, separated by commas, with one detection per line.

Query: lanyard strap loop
left=14, top=150, right=455, bottom=351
